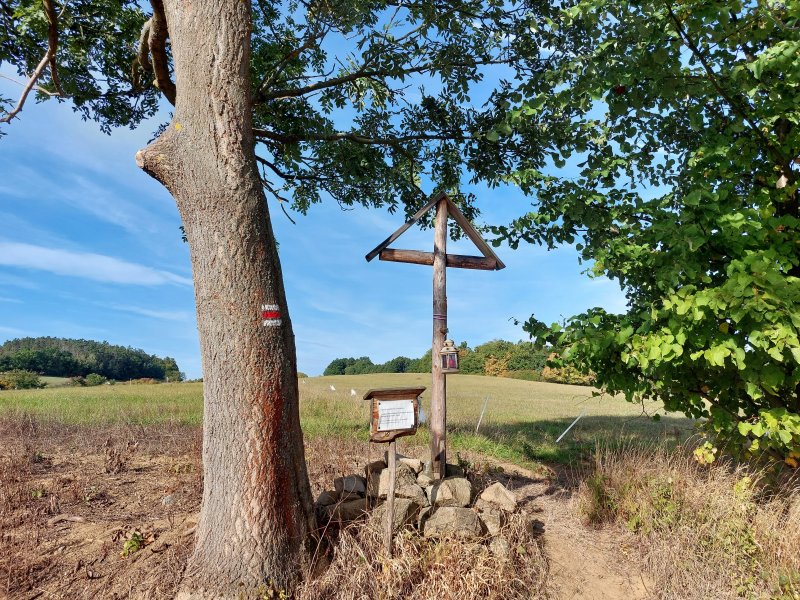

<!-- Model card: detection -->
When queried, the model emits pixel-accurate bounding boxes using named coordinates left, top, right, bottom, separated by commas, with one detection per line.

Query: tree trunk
left=135, top=0, right=315, bottom=596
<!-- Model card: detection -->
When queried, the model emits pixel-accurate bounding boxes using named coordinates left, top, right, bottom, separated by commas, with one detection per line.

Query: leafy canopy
left=493, top=0, right=800, bottom=462
left=2, top=0, right=555, bottom=221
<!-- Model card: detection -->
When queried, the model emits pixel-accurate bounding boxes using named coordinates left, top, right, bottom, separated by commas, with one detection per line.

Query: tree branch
left=43, top=0, right=63, bottom=96
left=1, top=0, right=66, bottom=124
left=0, top=74, right=59, bottom=97
left=147, top=0, right=176, bottom=105
left=137, top=19, right=152, bottom=73
left=255, top=25, right=331, bottom=100
left=253, top=128, right=465, bottom=146
left=259, top=59, right=507, bottom=102
left=665, top=2, right=785, bottom=165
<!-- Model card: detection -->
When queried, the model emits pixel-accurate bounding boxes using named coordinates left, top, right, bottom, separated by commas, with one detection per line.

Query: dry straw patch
left=579, top=445, right=800, bottom=600
left=300, top=513, right=548, bottom=600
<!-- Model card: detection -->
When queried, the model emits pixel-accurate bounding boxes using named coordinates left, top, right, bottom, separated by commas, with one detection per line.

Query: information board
left=376, top=399, right=415, bottom=432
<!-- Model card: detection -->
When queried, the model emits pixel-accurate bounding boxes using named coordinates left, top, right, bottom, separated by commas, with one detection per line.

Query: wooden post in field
left=431, top=199, right=448, bottom=479
left=365, top=192, right=505, bottom=480
left=385, top=439, right=397, bottom=555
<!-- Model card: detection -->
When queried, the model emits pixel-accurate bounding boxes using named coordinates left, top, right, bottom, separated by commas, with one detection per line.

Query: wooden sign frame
left=363, top=387, right=425, bottom=443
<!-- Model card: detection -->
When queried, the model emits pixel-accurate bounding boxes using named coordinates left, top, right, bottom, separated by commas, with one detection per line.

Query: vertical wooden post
left=431, top=199, right=448, bottom=479
left=385, top=440, right=397, bottom=556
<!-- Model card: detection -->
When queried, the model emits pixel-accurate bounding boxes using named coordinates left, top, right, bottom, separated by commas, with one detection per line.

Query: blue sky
left=0, top=78, right=627, bottom=378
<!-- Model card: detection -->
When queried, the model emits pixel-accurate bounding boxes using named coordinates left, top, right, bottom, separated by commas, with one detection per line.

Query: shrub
left=84, top=373, right=108, bottom=386
left=541, top=353, right=595, bottom=386
left=0, top=370, right=45, bottom=390
left=503, top=370, right=543, bottom=382
left=484, top=355, right=510, bottom=378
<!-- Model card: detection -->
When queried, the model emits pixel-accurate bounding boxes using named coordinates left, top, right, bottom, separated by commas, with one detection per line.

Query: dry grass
left=578, top=444, right=800, bottom=600
left=300, top=514, right=548, bottom=600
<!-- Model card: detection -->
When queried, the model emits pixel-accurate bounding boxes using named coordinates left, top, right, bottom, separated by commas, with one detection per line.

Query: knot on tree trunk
left=135, top=131, right=181, bottom=188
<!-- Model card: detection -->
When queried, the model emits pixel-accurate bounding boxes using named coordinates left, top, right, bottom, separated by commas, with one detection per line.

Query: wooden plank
left=385, top=440, right=397, bottom=556
left=379, top=249, right=497, bottom=270
left=364, top=191, right=447, bottom=262
left=443, top=197, right=506, bottom=270
left=363, top=387, right=426, bottom=401
left=430, top=198, right=448, bottom=480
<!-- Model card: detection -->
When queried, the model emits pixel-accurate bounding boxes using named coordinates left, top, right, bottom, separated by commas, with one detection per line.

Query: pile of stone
left=315, top=453, right=518, bottom=543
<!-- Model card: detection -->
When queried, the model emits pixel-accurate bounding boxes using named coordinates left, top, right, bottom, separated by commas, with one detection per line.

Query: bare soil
left=0, top=420, right=649, bottom=599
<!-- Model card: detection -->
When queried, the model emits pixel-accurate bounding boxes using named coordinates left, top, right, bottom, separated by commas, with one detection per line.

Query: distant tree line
left=323, top=353, right=432, bottom=376
left=322, top=340, right=593, bottom=385
left=0, top=337, right=183, bottom=381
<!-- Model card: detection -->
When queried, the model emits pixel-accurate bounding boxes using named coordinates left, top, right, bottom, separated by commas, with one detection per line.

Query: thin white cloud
left=0, top=168, right=163, bottom=236
left=111, top=304, right=193, bottom=322
left=60, top=175, right=162, bottom=235
left=0, top=325, right=27, bottom=336
left=0, top=241, right=192, bottom=286
left=0, top=296, right=22, bottom=303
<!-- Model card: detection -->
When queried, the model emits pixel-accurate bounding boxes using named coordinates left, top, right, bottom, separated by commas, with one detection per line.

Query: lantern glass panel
left=447, top=353, right=458, bottom=370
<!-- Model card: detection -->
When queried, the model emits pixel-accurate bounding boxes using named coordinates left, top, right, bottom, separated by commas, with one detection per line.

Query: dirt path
left=487, top=461, right=651, bottom=600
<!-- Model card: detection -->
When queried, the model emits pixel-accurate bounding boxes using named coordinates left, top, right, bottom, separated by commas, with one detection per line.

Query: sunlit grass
left=0, top=382, right=204, bottom=426
left=38, top=376, right=71, bottom=387
left=0, top=373, right=694, bottom=465
left=301, top=374, right=693, bottom=466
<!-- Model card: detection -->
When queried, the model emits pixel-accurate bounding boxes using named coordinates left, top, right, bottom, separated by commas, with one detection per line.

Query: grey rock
left=416, top=472, right=434, bottom=487
left=364, top=460, right=387, bottom=478
left=324, top=498, right=368, bottom=523
left=399, top=457, right=424, bottom=474
left=334, top=475, right=366, bottom=496
left=367, top=463, right=419, bottom=499
left=399, top=482, right=428, bottom=506
left=337, top=490, right=363, bottom=502
left=315, top=490, right=339, bottom=506
left=479, top=507, right=504, bottom=536
left=370, top=497, right=419, bottom=532
left=489, top=536, right=511, bottom=559
left=478, top=482, right=517, bottom=513
left=417, top=505, right=433, bottom=529
left=429, top=477, right=472, bottom=508
left=423, top=507, right=482, bottom=539
left=382, top=451, right=425, bottom=474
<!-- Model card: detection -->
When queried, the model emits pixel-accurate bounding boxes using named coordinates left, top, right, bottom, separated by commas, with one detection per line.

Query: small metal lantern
left=439, top=339, right=459, bottom=374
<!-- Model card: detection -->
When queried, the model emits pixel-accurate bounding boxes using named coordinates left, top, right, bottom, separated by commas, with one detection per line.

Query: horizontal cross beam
left=379, top=249, right=497, bottom=270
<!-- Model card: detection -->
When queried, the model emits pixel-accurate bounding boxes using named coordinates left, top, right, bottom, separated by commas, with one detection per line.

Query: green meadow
left=0, top=373, right=693, bottom=466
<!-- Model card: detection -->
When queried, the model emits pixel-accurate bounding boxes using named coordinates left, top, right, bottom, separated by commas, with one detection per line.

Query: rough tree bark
left=135, top=0, right=315, bottom=596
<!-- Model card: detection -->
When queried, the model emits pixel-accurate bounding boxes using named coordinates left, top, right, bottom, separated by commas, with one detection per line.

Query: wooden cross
left=366, top=191, right=505, bottom=479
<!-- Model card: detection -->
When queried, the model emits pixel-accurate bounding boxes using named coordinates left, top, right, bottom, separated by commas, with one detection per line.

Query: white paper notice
left=376, top=399, right=415, bottom=432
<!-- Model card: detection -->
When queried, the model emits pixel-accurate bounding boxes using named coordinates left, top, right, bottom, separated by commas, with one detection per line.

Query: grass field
left=39, top=375, right=71, bottom=387
left=0, top=373, right=693, bottom=466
